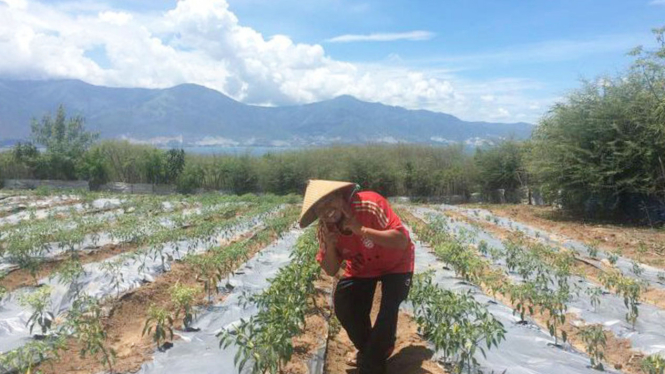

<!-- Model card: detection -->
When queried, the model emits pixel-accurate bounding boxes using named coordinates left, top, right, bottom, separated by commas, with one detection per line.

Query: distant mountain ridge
left=0, top=79, right=535, bottom=147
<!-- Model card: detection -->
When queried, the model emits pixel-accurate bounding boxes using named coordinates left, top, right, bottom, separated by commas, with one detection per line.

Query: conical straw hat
left=299, top=179, right=356, bottom=228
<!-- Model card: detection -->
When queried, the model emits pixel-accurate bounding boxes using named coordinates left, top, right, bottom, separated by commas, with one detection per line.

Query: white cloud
left=1, top=0, right=27, bottom=9
left=0, top=0, right=547, bottom=123
left=492, top=108, right=511, bottom=119
left=649, top=0, right=665, bottom=5
left=98, top=11, right=132, bottom=25
left=326, top=30, right=434, bottom=43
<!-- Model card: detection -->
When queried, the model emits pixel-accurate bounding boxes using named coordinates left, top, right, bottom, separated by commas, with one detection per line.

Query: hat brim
left=298, top=184, right=356, bottom=228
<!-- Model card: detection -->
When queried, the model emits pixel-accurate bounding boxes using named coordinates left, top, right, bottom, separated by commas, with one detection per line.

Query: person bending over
left=298, top=180, right=414, bottom=374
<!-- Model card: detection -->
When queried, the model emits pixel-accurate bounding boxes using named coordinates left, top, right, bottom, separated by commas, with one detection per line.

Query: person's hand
left=342, top=213, right=363, bottom=236
left=320, top=223, right=339, bottom=250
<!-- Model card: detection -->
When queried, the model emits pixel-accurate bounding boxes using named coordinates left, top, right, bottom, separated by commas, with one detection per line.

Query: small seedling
left=641, top=354, right=665, bottom=374
left=637, top=241, right=648, bottom=261
left=587, top=241, right=600, bottom=258
left=586, top=287, right=603, bottom=312
left=18, top=286, right=55, bottom=337
left=608, top=252, right=619, bottom=266
left=100, top=257, right=126, bottom=298
left=579, top=325, right=606, bottom=371
left=170, top=282, right=199, bottom=331
left=142, top=304, right=174, bottom=351
left=657, top=272, right=665, bottom=284
left=67, top=295, right=116, bottom=372
left=631, top=261, right=645, bottom=277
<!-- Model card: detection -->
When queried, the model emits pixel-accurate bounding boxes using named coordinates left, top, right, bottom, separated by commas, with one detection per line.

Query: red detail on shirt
left=316, top=191, right=415, bottom=278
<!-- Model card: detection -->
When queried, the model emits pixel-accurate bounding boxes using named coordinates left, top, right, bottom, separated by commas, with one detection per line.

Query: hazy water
left=166, top=146, right=301, bottom=155
left=0, top=145, right=301, bottom=156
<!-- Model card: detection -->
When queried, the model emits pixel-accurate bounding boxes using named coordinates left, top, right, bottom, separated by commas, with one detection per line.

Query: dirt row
left=473, top=204, right=665, bottom=270
left=284, top=274, right=447, bottom=374
left=324, top=283, right=447, bottom=374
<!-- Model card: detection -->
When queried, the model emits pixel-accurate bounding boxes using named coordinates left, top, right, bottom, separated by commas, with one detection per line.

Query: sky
left=0, top=0, right=663, bottom=124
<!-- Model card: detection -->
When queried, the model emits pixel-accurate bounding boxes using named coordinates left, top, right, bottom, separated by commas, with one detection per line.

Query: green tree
left=77, top=147, right=109, bottom=188
left=29, top=105, right=99, bottom=180
left=475, top=140, right=529, bottom=201
left=165, top=148, right=186, bottom=184
left=143, top=148, right=166, bottom=184
left=528, top=27, right=665, bottom=221
left=228, top=155, right=258, bottom=194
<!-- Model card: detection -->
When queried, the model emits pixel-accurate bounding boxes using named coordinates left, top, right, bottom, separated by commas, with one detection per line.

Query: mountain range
left=0, top=79, right=535, bottom=147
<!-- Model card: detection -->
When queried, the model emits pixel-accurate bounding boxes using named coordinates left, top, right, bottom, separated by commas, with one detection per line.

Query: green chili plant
left=52, top=258, right=85, bottom=297
left=599, top=270, right=647, bottom=328
left=505, top=282, right=537, bottom=323
left=0, top=271, right=7, bottom=301
left=218, top=229, right=320, bottom=374
left=586, top=287, right=603, bottom=312
left=409, top=273, right=506, bottom=374
left=100, top=257, right=125, bottom=298
left=587, top=241, right=600, bottom=258
left=0, top=336, right=66, bottom=374
left=142, top=304, right=174, bottom=351
left=579, top=324, right=607, bottom=371
left=18, top=286, right=55, bottom=337
left=631, top=261, right=645, bottom=277
left=170, top=282, right=199, bottom=331
left=541, top=288, right=569, bottom=346
left=641, top=354, right=665, bottom=374
left=608, top=252, right=619, bottom=266
left=67, top=295, right=116, bottom=372
left=186, top=255, right=219, bottom=302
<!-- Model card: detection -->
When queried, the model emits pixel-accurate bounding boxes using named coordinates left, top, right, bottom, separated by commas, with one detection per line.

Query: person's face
left=314, top=194, right=345, bottom=224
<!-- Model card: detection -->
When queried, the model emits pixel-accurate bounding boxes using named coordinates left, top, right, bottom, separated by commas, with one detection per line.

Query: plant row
left=0, top=206, right=301, bottom=374
left=445, top=211, right=650, bottom=331
left=463, top=207, right=665, bottom=289
left=403, top=210, right=664, bottom=373
left=218, top=227, right=321, bottom=374
left=408, top=272, right=506, bottom=374
left=0, top=195, right=287, bottom=277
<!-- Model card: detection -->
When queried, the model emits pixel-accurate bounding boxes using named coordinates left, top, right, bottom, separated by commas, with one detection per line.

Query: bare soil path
left=472, top=204, right=665, bottom=269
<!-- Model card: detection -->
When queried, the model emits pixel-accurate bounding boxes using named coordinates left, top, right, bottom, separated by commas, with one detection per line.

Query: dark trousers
left=333, top=272, right=413, bottom=371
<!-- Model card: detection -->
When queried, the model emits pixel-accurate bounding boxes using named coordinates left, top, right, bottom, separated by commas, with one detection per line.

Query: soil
left=472, top=204, right=665, bottom=270
left=324, top=281, right=447, bottom=374
left=283, top=277, right=333, bottom=374
left=36, top=221, right=289, bottom=374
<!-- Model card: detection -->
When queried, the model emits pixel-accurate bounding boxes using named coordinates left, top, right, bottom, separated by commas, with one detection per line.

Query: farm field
left=1, top=191, right=665, bottom=374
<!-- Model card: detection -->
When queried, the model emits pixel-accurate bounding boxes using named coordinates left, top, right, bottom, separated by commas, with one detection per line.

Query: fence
left=3, top=179, right=90, bottom=190
left=3, top=179, right=177, bottom=195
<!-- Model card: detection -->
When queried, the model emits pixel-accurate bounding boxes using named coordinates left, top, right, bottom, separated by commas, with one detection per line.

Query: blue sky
left=1, top=0, right=663, bottom=123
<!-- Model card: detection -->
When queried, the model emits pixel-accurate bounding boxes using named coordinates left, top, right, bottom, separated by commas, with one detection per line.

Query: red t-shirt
left=316, top=191, right=415, bottom=278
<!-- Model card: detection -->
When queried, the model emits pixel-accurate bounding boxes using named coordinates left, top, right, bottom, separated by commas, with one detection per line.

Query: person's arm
left=359, top=226, right=409, bottom=250
left=318, top=225, right=342, bottom=276
left=342, top=215, right=409, bottom=250
left=320, top=242, right=341, bottom=276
